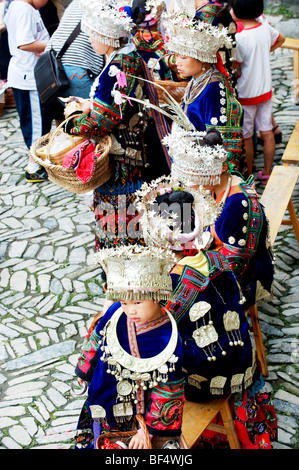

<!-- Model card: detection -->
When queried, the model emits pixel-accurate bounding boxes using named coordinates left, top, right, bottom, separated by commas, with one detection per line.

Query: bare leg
left=244, top=136, right=254, bottom=175
left=260, top=129, right=275, bottom=175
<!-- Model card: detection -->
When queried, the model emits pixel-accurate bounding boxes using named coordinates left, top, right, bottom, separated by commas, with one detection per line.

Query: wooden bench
left=182, top=394, right=240, bottom=449
left=260, top=165, right=299, bottom=246
left=249, top=165, right=299, bottom=377
left=282, top=120, right=299, bottom=166
left=281, top=37, right=299, bottom=103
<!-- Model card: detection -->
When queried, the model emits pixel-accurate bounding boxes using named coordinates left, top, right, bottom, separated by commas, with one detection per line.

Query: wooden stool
left=282, top=120, right=299, bottom=166
left=182, top=394, right=241, bottom=449
left=250, top=165, right=299, bottom=377
left=281, top=38, right=299, bottom=104
left=247, top=304, right=268, bottom=377
left=260, top=165, right=299, bottom=245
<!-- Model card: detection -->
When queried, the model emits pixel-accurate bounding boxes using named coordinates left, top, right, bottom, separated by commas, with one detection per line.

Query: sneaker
left=25, top=166, right=48, bottom=183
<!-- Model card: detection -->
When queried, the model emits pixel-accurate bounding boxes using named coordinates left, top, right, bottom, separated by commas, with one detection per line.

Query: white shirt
left=235, top=22, right=280, bottom=105
left=4, top=1, right=49, bottom=90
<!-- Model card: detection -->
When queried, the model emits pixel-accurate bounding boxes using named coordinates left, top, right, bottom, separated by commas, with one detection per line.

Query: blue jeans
left=62, top=65, right=96, bottom=99
left=12, top=88, right=53, bottom=149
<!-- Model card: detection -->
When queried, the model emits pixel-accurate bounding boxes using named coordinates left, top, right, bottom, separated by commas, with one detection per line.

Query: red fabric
left=62, top=139, right=95, bottom=183
left=239, top=90, right=272, bottom=106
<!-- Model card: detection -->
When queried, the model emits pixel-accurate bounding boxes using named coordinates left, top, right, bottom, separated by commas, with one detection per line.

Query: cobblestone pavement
left=0, top=48, right=299, bottom=450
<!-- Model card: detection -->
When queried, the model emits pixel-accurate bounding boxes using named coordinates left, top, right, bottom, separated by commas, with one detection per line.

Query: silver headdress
left=165, top=13, right=233, bottom=63
left=143, top=1, right=166, bottom=22
left=163, top=123, right=228, bottom=187
left=95, top=244, right=176, bottom=301
left=80, top=0, right=134, bottom=48
left=134, top=175, right=221, bottom=252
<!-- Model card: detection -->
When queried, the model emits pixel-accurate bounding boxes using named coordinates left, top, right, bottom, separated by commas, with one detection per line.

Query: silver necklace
left=98, top=306, right=179, bottom=404
left=183, top=67, right=214, bottom=108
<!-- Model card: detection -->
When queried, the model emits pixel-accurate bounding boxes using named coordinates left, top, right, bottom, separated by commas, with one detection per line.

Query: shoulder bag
left=34, top=21, right=81, bottom=104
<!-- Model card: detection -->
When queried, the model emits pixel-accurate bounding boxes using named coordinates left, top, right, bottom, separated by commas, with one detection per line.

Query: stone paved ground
left=0, top=47, right=299, bottom=450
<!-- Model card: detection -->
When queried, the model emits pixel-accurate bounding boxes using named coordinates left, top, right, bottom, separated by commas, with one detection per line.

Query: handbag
left=34, top=21, right=81, bottom=104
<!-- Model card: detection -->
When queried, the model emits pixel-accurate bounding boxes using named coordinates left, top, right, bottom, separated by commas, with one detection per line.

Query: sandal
left=257, top=170, right=270, bottom=185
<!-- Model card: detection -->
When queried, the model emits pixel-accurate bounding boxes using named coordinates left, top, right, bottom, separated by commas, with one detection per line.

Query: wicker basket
left=30, top=135, right=112, bottom=194
left=151, top=56, right=188, bottom=104
left=96, top=415, right=189, bottom=450
left=30, top=113, right=112, bottom=194
left=96, top=415, right=152, bottom=449
left=151, top=434, right=188, bottom=449
left=34, top=115, right=86, bottom=165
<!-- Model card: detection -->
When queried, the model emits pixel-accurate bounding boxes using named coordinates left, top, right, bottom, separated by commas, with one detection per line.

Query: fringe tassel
left=106, top=289, right=174, bottom=302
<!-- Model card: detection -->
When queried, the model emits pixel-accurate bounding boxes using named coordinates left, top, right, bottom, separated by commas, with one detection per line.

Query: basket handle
left=150, top=53, right=173, bottom=74
left=132, top=414, right=152, bottom=449
left=46, top=113, right=84, bottom=159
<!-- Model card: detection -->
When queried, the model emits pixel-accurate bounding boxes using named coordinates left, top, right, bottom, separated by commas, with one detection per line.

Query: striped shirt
left=45, top=0, right=104, bottom=75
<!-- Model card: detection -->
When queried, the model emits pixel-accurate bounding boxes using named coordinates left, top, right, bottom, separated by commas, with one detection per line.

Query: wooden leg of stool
left=249, top=304, right=268, bottom=377
left=287, top=199, right=299, bottom=244
left=220, top=398, right=241, bottom=449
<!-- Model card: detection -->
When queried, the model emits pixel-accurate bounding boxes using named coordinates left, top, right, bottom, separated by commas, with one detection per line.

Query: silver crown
left=135, top=175, right=221, bottom=252
left=165, top=13, right=233, bottom=63
left=95, top=244, right=176, bottom=301
left=80, top=0, right=134, bottom=47
left=163, top=123, right=228, bottom=187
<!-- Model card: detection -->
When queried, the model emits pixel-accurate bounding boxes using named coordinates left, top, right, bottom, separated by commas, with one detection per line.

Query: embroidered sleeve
left=75, top=328, right=102, bottom=382
left=211, top=192, right=257, bottom=275
left=145, top=379, right=185, bottom=437
left=71, top=97, right=122, bottom=137
left=70, top=54, right=141, bottom=137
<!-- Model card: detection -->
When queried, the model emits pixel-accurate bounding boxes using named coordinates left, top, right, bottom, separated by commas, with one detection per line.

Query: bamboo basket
left=96, top=415, right=189, bottom=450
left=150, top=56, right=189, bottom=104
left=30, top=115, right=112, bottom=194
left=34, top=114, right=86, bottom=164
left=96, top=415, right=152, bottom=449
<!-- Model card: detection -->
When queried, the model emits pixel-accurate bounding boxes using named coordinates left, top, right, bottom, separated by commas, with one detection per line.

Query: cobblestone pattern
left=0, top=48, right=298, bottom=449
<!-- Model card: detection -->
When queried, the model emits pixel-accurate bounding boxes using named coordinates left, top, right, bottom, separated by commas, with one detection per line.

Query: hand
left=64, top=99, right=91, bottom=118
left=77, top=378, right=85, bottom=386
left=80, top=99, right=92, bottom=114
left=128, top=431, right=147, bottom=449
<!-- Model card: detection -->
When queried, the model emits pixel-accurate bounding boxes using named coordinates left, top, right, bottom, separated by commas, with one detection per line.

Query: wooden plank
left=282, top=121, right=299, bottom=165
left=249, top=305, right=268, bottom=376
left=281, top=38, right=299, bottom=102
left=260, top=166, right=299, bottom=246
left=219, top=396, right=241, bottom=449
left=281, top=37, right=299, bottom=51
left=181, top=398, right=226, bottom=448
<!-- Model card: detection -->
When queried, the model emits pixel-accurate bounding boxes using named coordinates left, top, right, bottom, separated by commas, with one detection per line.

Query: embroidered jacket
left=182, top=71, right=243, bottom=169
left=75, top=302, right=185, bottom=437
left=210, top=178, right=274, bottom=308
left=68, top=47, right=170, bottom=190
left=162, top=250, right=255, bottom=398
left=132, top=30, right=173, bottom=80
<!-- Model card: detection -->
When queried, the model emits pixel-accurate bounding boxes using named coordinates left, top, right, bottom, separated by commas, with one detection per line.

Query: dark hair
left=154, top=190, right=195, bottom=233
left=229, top=0, right=263, bottom=19
left=131, top=0, right=149, bottom=25
left=202, top=127, right=223, bottom=147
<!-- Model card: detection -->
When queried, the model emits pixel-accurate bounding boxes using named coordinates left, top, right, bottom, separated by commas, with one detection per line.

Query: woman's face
left=120, top=299, right=162, bottom=325
left=89, top=36, right=111, bottom=55
left=176, top=55, right=205, bottom=79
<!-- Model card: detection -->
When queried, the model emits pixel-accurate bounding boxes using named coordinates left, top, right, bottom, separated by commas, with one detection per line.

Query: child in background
left=74, top=245, right=185, bottom=450
left=4, top=0, right=53, bottom=183
left=230, top=0, right=285, bottom=183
